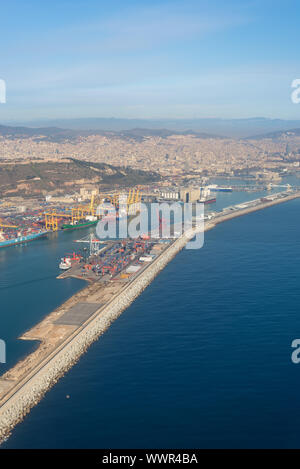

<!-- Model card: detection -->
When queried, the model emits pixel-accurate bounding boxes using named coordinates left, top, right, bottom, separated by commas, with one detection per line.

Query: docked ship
left=198, top=187, right=216, bottom=204
left=61, top=216, right=98, bottom=231
left=59, top=256, right=72, bottom=270
left=0, top=229, right=49, bottom=248
left=59, top=252, right=82, bottom=270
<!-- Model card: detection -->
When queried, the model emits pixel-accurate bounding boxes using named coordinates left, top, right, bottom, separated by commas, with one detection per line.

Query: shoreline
left=0, top=191, right=299, bottom=443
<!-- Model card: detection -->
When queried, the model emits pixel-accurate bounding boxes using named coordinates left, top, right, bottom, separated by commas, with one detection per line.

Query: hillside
left=246, top=128, right=300, bottom=140
left=0, top=158, right=160, bottom=197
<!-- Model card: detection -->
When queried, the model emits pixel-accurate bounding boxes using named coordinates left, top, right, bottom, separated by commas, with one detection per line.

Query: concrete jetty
left=0, top=190, right=299, bottom=442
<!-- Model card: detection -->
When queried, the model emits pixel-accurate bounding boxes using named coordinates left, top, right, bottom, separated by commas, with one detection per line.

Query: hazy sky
left=0, top=0, right=300, bottom=121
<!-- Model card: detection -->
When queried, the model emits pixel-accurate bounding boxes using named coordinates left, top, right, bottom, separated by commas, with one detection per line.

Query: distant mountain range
left=5, top=117, right=300, bottom=138
left=0, top=124, right=110, bottom=142
left=1, top=120, right=300, bottom=141
left=113, top=128, right=220, bottom=140
left=0, top=124, right=220, bottom=142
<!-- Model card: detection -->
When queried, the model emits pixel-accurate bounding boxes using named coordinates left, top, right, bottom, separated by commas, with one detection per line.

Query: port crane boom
left=0, top=218, right=18, bottom=228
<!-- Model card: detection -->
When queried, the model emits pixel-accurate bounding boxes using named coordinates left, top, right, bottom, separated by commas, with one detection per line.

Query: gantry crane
left=0, top=218, right=18, bottom=229
left=71, top=194, right=100, bottom=222
left=126, top=188, right=141, bottom=215
left=44, top=190, right=142, bottom=231
left=44, top=195, right=100, bottom=230
left=105, top=189, right=141, bottom=214
left=44, top=211, right=72, bottom=231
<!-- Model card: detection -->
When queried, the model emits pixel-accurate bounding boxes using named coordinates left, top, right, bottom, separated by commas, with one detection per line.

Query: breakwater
left=0, top=229, right=195, bottom=442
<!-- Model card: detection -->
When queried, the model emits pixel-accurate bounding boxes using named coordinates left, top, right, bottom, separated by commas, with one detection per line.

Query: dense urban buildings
left=1, top=130, right=300, bottom=186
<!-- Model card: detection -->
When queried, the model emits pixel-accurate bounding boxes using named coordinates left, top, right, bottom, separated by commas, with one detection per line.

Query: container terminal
left=56, top=189, right=297, bottom=283
left=0, top=188, right=142, bottom=249
left=0, top=182, right=294, bottom=250
left=58, top=235, right=168, bottom=283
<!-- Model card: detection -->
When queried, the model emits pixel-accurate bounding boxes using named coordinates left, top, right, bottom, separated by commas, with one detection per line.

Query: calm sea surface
left=2, top=186, right=300, bottom=448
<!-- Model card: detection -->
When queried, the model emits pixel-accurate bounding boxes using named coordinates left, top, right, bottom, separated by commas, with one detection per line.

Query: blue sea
left=2, top=186, right=300, bottom=448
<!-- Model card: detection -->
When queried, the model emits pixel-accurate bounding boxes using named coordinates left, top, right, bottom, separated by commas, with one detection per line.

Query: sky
left=0, top=0, right=300, bottom=121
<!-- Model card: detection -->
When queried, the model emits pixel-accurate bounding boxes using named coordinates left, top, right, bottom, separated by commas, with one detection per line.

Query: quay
left=0, top=190, right=299, bottom=442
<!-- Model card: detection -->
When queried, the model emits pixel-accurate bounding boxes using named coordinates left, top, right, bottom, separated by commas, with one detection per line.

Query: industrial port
left=0, top=182, right=293, bottom=250
left=0, top=189, right=299, bottom=443
left=58, top=236, right=166, bottom=283
left=0, top=188, right=142, bottom=249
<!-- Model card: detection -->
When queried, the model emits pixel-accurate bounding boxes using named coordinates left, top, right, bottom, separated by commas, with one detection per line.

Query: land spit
left=0, top=191, right=299, bottom=442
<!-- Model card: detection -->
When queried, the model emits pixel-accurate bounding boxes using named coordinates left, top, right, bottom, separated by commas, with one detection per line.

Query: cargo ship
left=59, top=257, right=72, bottom=270
left=59, top=252, right=81, bottom=269
left=61, top=218, right=98, bottom=231
left=200, top=196, right=216, bottom=204
left=0, top=229, right=49, bottom=248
